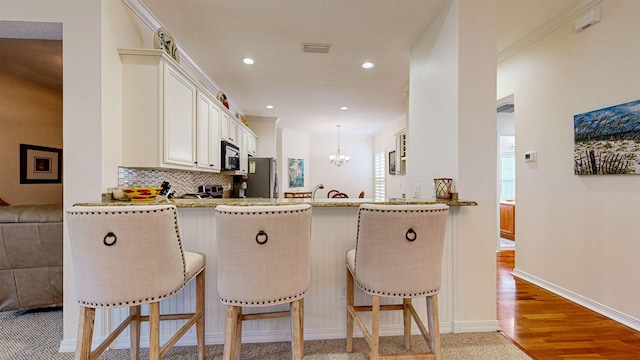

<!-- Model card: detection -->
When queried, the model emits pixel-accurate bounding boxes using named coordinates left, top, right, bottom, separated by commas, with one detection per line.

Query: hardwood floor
left=497, top=250, right=640, bottom=359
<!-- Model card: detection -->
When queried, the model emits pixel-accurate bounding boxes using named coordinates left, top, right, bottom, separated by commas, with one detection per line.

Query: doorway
left=497, top=96, right=515, bottom=251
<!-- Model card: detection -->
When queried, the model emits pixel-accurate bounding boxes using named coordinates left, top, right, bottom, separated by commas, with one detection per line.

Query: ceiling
left=0, top=21, right=62, bottom=92
left=0, top=0, right=587, bottom=136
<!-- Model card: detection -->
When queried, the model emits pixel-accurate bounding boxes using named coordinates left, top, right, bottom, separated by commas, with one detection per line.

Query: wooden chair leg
left=426, top=295, right=441, bottom=360
left=224, top=305, right=243, bottom=360
left=196, top=271, right=206, bottom=360
left=403, top=298, right=412, bottom=350
left=149, top=302, right=161, bottom=360
left=129, top=305, right=141, bottom=360
left=370, top=295, right=380, bottom=360
left=291, top=299, right=303, bottom=360
left=346, top=268, right=355, bottom=353
left=234, top=307, right=242, bottom=360
left=75, top=306, right=95, bottom=360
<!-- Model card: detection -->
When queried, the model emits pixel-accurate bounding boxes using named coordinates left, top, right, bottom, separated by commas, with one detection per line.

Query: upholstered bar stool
left=66, top=205, right=206, bottom=360
left=346, top=204, right=449, bottom=360
left=215, top=204, right=312, bottom=360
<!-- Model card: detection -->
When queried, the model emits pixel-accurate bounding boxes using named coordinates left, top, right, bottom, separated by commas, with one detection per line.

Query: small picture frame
left=20, top=144, right=62, bottom=184
left=389, top=151, right=396, bottom=175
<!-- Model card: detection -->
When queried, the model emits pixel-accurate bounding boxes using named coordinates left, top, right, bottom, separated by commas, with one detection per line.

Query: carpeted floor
left=0, top=308, right=531, bottom=360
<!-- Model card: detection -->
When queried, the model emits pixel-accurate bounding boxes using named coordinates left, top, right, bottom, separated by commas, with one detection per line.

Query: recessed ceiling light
left=243, top=57, right=255, bottom=65
left=265, top=105, right=274, bottom=109
left=340, top=106, right=348, bottom=110
left=362, top=61, right=375, bottom=69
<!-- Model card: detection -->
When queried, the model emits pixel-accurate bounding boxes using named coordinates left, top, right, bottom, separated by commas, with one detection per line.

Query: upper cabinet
left=119, top=49, right=256, bottom=172
left=120, top=49, right=196, bottom=170
left=196, top=91, right=222, bottom=172
left=247, top=132, right=257, bottom=156
left=221, top=112, right=238, bottom=145
left=164, top=65, right=197, bottom=167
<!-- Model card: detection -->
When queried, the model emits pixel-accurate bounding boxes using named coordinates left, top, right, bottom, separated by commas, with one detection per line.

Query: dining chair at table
left=328, top=190, right=349, bottom=198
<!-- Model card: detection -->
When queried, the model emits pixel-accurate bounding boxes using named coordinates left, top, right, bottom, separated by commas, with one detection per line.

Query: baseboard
left=452, top=320, right=500, bottom=333
left=512, top=268, right=640, bottom=332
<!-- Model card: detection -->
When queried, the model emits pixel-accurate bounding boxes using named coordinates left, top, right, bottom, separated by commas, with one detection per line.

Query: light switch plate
left=524, top=151, right=537, bottom=162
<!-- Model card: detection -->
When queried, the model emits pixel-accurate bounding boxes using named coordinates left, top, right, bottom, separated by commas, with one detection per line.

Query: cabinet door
left=248, top=133, right=257, bottom=156
left=500, top=204, right=515, bottom=240
left=196, top=93, right=221, bottom=171
left=221, top=112, right=238, bottom=145
left=238, top=127, right=248, bottom=175
left=163, top=65, right=196, bottom=167
left=228, top=115, right=238, bottom=145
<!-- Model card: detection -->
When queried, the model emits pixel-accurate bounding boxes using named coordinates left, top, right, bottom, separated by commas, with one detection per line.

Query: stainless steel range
left=197, top=185, right=224, bottom=198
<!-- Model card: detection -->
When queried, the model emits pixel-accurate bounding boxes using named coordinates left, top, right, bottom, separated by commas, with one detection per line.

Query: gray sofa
left=0, top=205, right=63, bottom=312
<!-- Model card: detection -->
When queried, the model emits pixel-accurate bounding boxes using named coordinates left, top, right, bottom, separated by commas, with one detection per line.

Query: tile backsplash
left=118, top=167, right=233, bottom=195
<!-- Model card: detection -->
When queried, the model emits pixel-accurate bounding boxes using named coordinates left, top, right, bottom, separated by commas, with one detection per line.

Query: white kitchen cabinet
left=238, top=126, right=249, bottom=175
left=196, top=91, right=221, bottom=172
left=247, top=132, right=257, bottom=156
left=120, top=49, right=196, bottom=170
left=221, top=112, right=238, bottom=145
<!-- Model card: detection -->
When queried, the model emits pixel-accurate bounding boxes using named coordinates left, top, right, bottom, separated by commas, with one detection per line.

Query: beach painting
left=574, top=99, right=640, bottom=175
left=288, top=158, right=304, bottom=187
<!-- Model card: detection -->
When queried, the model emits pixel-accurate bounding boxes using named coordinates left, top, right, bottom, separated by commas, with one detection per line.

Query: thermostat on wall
left=524, top=151, right=537, bottom=162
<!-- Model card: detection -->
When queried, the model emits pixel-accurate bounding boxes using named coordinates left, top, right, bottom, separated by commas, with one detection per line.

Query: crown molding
left=121, top=0, right=241, bottom=115
left=498, top=0, right=602, bottom=63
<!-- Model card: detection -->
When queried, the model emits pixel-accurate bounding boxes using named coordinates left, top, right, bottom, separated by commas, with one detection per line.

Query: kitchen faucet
left=312, top=184, right=324, bottom=200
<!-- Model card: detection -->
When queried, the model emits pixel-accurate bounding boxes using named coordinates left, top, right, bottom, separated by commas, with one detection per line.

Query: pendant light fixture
left=329, top=124, right=350, bottom=167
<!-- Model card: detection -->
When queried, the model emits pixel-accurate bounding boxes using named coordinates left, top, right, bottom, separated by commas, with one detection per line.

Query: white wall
left=246, top=115, right=278, bottom=158
left=498, top=0, right=640, bottom=329
left=101, top=0, right=154, bottom=190
left=279, top=128, right=311, bottom=193
left=309, top=135, right=373, bottom=199
left=409, top=0, right=498, bottom=329
left=0, top=70, right=62, bottom=205
left=374, top=115, right=407, bottom=199
left=2, top=0, right=104, bottom=342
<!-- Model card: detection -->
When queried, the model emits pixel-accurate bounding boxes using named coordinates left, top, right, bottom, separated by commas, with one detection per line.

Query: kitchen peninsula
left=76, top=197, right=476, bottom=347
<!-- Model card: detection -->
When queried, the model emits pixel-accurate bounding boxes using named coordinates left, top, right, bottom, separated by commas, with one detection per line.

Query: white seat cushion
left=346, top=248, right=356, bottom=275
left=184, top=251, right=206, bottom=283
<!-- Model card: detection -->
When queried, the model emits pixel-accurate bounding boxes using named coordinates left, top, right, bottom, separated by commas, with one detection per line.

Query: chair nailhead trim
left=352, top=206, right=448, bottom=281
left=76, top=265, right=205, bottom=308
left=68, top=205, right=199, bottom=308
left=216, top=208, right=311, bottom=215
left=352, top=277, right=439, bottom=297
left=219, top=290, right=307, bottom=305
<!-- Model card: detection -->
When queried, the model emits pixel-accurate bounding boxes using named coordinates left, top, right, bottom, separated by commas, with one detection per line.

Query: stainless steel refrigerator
left=246, top=157, right=279, bottom=198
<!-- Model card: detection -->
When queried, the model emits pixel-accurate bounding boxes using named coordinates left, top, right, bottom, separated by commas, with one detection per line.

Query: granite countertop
left=78, top=196, right=477, bottom=208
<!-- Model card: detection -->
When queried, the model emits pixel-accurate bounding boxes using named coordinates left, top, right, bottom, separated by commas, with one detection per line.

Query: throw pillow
left=0, top=197, right=9, bottom=206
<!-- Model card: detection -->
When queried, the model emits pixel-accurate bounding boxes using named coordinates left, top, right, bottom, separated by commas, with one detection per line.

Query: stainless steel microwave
left=221, top=140, right=240, bottom=170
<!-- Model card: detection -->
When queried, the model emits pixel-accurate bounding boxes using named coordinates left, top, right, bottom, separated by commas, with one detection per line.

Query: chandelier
left=329, top=125, right=350, bottom=167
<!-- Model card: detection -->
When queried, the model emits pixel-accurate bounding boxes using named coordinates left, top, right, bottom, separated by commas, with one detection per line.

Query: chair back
left=215, top=204, right=312, bottom=306
left=353, top=204, right=448, bottom=297
left=66, top=205, right=187, bottom=307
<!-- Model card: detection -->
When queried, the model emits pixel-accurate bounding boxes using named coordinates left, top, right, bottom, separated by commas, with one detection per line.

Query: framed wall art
left=288, top=158, right=304, bottom=187
left=574, top=99, right=640, bottom=175
left=20, top=144, right=62, bottom=184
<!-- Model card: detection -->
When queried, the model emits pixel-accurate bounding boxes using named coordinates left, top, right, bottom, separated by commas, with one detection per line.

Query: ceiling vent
left=497, top=104, right=515, bottom=113
left=301, top=43, right=331, bottom=54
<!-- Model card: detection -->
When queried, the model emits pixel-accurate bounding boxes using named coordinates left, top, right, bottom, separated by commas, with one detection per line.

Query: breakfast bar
left=78, top=197, right=476, bottom=348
